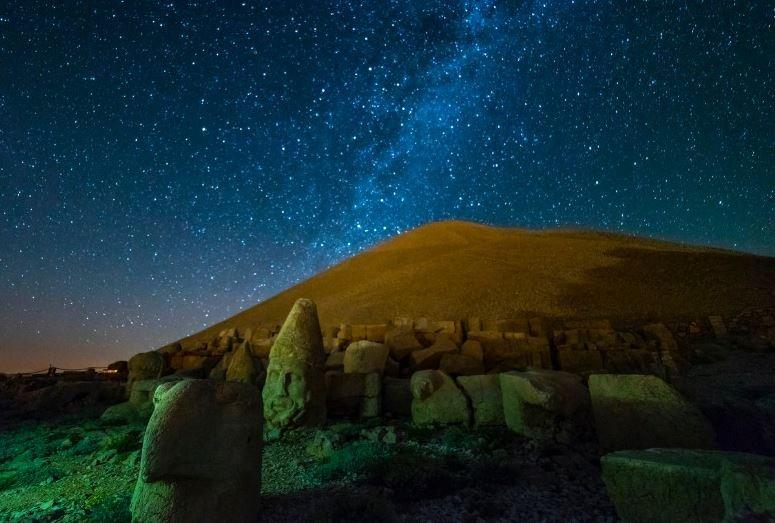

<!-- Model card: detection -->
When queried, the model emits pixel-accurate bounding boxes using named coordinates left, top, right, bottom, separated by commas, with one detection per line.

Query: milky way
left=1, top=1, right=772, bottom=370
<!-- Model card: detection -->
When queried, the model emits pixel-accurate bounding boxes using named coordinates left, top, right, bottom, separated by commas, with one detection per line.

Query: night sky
left=1, top=1, right=773, bottom=371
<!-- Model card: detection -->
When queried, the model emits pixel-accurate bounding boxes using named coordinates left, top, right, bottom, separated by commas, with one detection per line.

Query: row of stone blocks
left=161, top=320, right=685, bottom=388
left=123, top=371, right=775, bottom=523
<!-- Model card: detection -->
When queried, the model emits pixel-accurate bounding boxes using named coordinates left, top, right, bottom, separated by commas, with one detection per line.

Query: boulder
left=382, top=377, right=412, bottom=417
left=409, top=335, right=458, bottom=371
left=128, top=351, right=167, bottom=393
left=226, top=343, right=259, bottom=385
left=589, top=374, right=716, bottom=452
left=343, top=341, right=389, bottom=374
left=384, top=326, right=423, bottom=360
left=439, top=354, right=485, bottom=376
left=130, top=380, right=262, bottom=523
left=262, top=298, right=327, bottom=431
left=456, top=374, right=504, bottom=426
left=500, top=370, right=590, bottom=442
left=602, top=449, right=775, bottom=523
left=410, top=370, right=469, bottom=426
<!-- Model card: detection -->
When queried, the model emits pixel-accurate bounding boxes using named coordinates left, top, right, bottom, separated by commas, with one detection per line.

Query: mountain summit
left=183, top=220, right=774, bottom=343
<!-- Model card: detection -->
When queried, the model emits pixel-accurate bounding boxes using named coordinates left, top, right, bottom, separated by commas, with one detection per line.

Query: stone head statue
left=410, top=370, right=446, bottom=400
left=130, top=379, right=262, bottom=523
left=262, top=298, right=327, bottom=431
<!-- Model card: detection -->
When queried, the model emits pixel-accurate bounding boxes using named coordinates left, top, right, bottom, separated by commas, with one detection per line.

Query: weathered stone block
left=385, top=326, right=423, bottom=361
left=411, top=370, right=469, bottom=426
left=589, top=374, right=716, bottom=452
left=602, top=449, right=775, bottom=523
left=409, top=334, right=458, bottom=371
left=457, top=374, right=503, bottom=426
left=500, top=370, right=590, bottom=442
left=383, top=377, right=412, bottom=417
left=326, top=372, right=365, bottom=416
left=343, top=341, right=389, bottom=374
left=721, top=455, right=775, bottom=520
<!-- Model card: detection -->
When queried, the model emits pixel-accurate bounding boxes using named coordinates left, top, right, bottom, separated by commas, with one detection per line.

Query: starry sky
left=1, top=1, right=773, bottom=371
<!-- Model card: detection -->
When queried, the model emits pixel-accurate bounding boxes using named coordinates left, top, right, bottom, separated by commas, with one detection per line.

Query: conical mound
left=182, top=220, right=775, bottom=344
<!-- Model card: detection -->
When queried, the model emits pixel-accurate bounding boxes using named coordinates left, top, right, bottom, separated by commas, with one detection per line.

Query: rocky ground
left=0, top=412, right=615, bottom=522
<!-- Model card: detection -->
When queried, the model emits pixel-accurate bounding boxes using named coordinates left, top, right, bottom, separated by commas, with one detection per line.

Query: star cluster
left=1, top=1, right=772, bottom=370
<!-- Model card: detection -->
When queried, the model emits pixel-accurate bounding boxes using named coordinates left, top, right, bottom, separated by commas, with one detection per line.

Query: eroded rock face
left=130, top=379, right=262, bottom=523
left=262, top=298, right=327, bottom=431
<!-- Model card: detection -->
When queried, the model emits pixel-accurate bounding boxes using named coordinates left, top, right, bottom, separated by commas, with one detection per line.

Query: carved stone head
left=130, top=379, right=262, bottom=522
left=262, top=298, right=327, bottom=430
